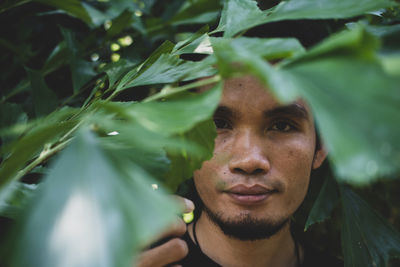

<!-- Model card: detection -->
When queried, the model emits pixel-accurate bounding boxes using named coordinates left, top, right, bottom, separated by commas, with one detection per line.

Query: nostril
left=233, top=168, right=265, bottom=175
left=252, top=168, right=264, bottom=175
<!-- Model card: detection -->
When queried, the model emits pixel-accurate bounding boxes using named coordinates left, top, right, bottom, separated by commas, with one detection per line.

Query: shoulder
left=302, top=243, right=344, bottom=267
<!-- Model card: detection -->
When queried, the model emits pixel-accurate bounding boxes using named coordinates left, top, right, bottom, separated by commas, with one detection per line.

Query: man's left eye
left=270, top=121, right=293, bottom=132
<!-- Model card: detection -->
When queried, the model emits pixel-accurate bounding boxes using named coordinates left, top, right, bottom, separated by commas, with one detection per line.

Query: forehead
left=220, top=76, right=278, bottom=108
left=220, top=76, right=311, bottom=117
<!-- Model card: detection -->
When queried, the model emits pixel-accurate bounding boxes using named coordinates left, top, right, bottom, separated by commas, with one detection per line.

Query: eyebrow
left=214, top=106, right=236, bottom=118
left=214, top=103, right=309, bottom=121
left=263, top=103, right=309, bottom=120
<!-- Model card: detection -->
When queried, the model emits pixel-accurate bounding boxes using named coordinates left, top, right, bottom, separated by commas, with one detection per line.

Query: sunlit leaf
left=340, top=186, right=400, bottom=267
left=211, top=36, right=305, bottom=60
left=217, top=0, right=396, bottom=37
left=127, top=82, right=222, bottom=134
left=6, top=129, right=179, bottom=267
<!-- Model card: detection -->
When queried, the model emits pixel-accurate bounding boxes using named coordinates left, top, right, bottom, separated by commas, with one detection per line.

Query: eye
left=270, top=121, right=295, bottom=132
left=213, top=118, right=232, bottom=129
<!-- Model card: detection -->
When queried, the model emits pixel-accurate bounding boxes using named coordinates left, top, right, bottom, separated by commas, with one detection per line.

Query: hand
left=135, top=196, right=195, bottom=267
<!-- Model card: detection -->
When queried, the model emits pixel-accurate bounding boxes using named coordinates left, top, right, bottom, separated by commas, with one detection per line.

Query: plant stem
left=13, top=139, right=72, bottom=182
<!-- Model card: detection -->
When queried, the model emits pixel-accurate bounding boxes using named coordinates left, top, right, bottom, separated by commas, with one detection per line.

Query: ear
left=312, top=145, right=328, bottom=169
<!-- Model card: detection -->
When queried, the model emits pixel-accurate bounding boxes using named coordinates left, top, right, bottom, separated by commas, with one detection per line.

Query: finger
left=172, top=196, right=195, bottom=214
left=154, top=217, right=187, bottom=244
left=141, top=217, right=187, bottom=250
left=136, top=238, right=188, bottom=267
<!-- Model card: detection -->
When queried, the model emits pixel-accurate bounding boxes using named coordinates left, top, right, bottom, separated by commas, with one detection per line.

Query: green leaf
left=0, top=104, right=26, bottom=128
left=305, top=174, right=339, bottom=230
left=0, top=0, right=31, bottom=14
left=0, top=181, right=37, bottom=219
left=0, top=120, right=78, bottom=188
left=170, top=0, right=221, bottom=26
left=216, top=0, right=396, bottom=37
left=340, top=186, right=400, bottom=267
left=172, top=25, right=210, bottom=54
left=264, top=0, right=396, bottom=23
left=282, top=57, right=400, bottom=184
left=216, top=0, right=264, bottom=37
left=26, top=68, right=58, bottom=117
left=164, top=119, right=216, bottom=191
left=106, top=10, right=133, bottom=39
left=211, top=36, right=305, bottom=60
left=42, top=41, right=68, bottom=74
left=33, top=0, right=93, bottom=25
left=60, top=28, right=97, bottom=93
left=127, top=82, right=222, bottom=135
left=116, top=40, right=175, bottom=91
left=6, top=129, right=179, bottom=267
left=118, top=53, right=216, bottom=90
left=102, top=59, right=138, bottom=88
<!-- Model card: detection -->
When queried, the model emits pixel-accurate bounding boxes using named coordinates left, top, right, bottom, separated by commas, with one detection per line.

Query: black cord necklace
left=192, top=218, right=202, bottom=251
left=192, top=219, right=302, bottom=267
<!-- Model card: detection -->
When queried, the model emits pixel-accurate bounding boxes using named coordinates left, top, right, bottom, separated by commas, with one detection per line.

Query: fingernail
left=184, top=198, right=195, bottom=211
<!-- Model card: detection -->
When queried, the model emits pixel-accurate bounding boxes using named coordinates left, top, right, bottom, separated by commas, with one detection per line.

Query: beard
left=202, top=204, right=289, bottom=241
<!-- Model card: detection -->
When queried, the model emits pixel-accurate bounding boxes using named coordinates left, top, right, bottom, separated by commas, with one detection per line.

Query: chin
left=204, top=204, right=290, bottom=241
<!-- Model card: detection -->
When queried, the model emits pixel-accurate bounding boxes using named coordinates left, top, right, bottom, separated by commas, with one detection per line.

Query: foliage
left=0, top=0, right=400, bottom=266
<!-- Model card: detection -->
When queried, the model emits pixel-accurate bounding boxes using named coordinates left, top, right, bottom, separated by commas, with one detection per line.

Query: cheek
left=272, top=139, right=315, bottom=206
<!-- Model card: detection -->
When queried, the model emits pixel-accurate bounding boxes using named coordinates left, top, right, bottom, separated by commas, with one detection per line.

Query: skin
left=136, top=75, right=327, bottom=267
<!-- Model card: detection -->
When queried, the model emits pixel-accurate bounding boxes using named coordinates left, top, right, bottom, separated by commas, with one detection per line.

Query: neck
left=189, top=213, right=301, bottom=267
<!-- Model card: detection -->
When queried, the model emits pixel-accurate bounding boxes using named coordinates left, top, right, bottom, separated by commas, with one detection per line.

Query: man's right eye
left=213, top=118, right=232, bottom=129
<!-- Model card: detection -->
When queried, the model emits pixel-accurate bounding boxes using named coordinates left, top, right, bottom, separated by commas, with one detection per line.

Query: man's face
left=193, top=76, right=326, bottom=239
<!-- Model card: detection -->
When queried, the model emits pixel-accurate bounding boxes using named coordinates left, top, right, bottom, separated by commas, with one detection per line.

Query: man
left=137, top=75, right=342, bottom=267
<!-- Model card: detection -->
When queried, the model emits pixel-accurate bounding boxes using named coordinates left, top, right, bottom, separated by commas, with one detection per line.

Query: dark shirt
left=176, top=231, right=344, bottom=267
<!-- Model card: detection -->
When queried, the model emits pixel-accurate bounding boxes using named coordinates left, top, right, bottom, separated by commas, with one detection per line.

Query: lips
left=225, top=184, right=276, bottom=205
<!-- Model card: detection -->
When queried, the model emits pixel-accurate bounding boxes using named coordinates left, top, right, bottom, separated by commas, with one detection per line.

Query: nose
left=228, top=129, right=270, bottom=175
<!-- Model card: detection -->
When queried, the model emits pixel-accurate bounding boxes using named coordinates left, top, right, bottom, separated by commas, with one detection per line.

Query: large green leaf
left=340, top=186, right=400, bottom=267
left=305, top=174, right=339, bottom=230
left=127, top=82, right=222, bottom=134
left=164, top=119, right=216, bottom=191
left=211, top=36, right=305, bottom=60
left=6, top=129, right=179, bottom=267
left=283, top=57, right=400, bottom=184
left=216, top=0, right=396, bottom=37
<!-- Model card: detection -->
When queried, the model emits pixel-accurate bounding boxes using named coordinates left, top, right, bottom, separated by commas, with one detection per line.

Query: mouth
left=225, top=184, right=277, bottom=205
